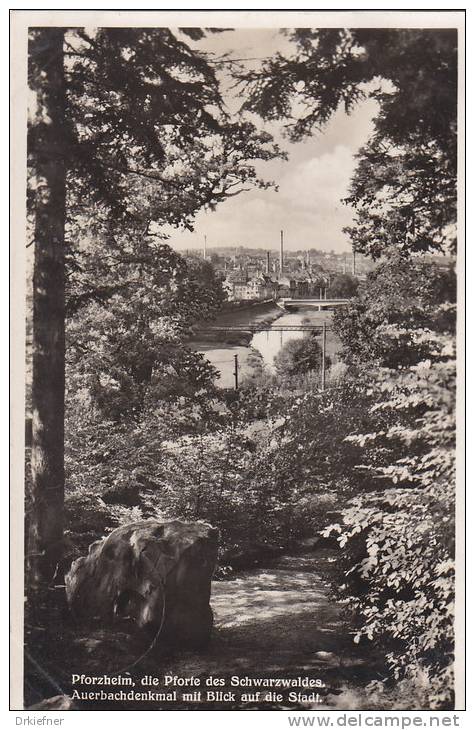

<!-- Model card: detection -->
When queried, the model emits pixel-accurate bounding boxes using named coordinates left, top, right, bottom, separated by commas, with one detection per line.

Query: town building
left=224, top=271, right=277, bottom=301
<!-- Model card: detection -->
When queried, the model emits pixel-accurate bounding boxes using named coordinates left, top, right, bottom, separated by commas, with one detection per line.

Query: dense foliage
left=323, top=257, right=456, bottom=709
left=333, top=252, right=456, bottom=369
left=327, top=273, right=359, bottom=299
left=274, top=333, right=325, bottom=379
left=66, top=242, right=225, bottom=420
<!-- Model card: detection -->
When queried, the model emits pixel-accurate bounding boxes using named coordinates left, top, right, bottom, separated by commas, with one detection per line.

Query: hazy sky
left=163, top=28, right=379, bottom=254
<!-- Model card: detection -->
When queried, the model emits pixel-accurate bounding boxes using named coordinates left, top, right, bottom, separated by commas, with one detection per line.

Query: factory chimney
left=280, top=230, right=284, bottom=276
left=266, top=251, right=270, bottom=275
left=203, top=234, right=207, bottom=260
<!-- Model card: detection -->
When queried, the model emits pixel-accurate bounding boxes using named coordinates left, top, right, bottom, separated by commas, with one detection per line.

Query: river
left=189, top=305, right=341, bottom=388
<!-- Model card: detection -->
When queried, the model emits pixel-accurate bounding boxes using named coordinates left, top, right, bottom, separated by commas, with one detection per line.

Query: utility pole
left=203, top=234, right=207, bottom=260
left=352, top=249, right=356, bottom=276
left=321, top=322, right=327, bottom=391
left=233, top=354, right=239, bottom=390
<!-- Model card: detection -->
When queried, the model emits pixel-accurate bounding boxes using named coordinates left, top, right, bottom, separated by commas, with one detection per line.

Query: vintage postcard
left=10, top=9, right=465, bottom=713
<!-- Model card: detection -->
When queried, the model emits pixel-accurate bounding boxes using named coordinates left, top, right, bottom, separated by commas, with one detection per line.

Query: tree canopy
left=333, top=251, right=456, bottom=369
left=54, top=28, right=282, bottom=222
left=29, top=27, right=285, bottom=314
left=274, top=333, right=323, bottom=378
left=327, top=273, right=359, bottom=298
left=238, top=28, right=457, bottom=257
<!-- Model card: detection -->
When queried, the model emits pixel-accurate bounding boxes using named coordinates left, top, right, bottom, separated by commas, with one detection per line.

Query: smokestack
left=280, top=230, right=284, bottom=275
left=266, top=251, right=270, bottom=275
left=203, top=235, right=207, bottom=260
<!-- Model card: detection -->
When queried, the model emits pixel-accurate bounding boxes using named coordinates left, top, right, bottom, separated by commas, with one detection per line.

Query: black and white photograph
left=10, top=9, right=464, bottom=714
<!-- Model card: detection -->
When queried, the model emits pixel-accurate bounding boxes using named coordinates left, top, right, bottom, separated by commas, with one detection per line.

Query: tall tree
left=27, top=26, right=282, bottom=589
left=239, top=28, right=457, bottom=257
left=28, top=29, right=67, bottom=588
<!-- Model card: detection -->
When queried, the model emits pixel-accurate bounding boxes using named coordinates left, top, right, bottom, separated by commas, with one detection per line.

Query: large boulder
left=65, top=520, right=218, bottom=650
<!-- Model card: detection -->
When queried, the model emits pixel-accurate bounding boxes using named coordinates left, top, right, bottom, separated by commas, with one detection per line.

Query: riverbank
left=190, top=300, right=284, bottom=346
left=187, top=301, right=284, bottom=388
left=187, top=342, right=262, bottom=388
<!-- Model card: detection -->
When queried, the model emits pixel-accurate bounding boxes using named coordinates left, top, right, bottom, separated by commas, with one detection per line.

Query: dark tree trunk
left=27, top=28, right=67, bottom=589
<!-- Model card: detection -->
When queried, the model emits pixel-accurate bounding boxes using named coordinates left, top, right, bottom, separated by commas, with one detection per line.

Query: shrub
left=323, top=335, right=456, bottom=709
left=274, top=333, right=324, bottom=379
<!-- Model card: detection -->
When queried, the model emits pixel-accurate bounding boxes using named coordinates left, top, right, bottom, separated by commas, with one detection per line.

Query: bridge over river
left=195, top=324, right=334, bottom=335
left=277, top=297, right=349, bottom=311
